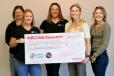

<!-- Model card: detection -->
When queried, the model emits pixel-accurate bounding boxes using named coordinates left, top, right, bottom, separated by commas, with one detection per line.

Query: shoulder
left=41, top=20, right=48, bottom=24
left=83, top=22, right=89, bottom=26
left=7, top=21, right=16, bottom=28
left=60, top=19, right=68, bottom=24
left=82, top=22, right=90, bottom=29
left=82, top=22, right=91, bottom=38
left=104, top=22, right=110, bottom=28
left=81, top=22, right=90, bottom=32
left=40, top=20, right=48, bottom=27
left=103, top=22, right=111, bottom=32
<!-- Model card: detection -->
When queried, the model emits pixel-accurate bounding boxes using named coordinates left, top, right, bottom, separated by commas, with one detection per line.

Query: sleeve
left=93, top=23, right=111, bottom=57
left=83, top=23, right=91, bottom=38
left=11, top=27, right=18, bottom=38
left=5, top=24, right=12, bottom=45
left=40, top=20, right=46, bottom=30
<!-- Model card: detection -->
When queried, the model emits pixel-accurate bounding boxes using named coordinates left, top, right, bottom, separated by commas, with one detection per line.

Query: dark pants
left=91, top=50, right=109, bottom=76
left=45, top=63, right=60, bottom=76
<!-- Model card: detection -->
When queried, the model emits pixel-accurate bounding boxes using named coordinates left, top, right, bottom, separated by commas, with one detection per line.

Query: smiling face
left=24, top=12, right=33, bottom=24
left=93, top=6, right=106, bottom=23
left=94, top=9, right=104, bottom=22
left=51, top=4, right=59, bottom=18
left=15, top=8, right=23, bottom=20
left=70, top=5, right=81, bottom=21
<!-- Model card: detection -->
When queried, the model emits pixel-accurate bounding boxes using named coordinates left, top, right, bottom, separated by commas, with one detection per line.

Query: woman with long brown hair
left=90, top=6, right=111, bottom=76
left=40, top=2, right=68, bottom=76
left=5, top=5, right=24, bottom=76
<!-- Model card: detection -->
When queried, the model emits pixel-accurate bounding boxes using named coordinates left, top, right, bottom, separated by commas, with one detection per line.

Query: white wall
left=0, top=0, right=114, bottom=76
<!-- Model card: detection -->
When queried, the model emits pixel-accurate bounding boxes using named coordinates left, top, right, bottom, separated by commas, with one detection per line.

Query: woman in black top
left=5, top=5, right=24, bottom=76
left=10, top=9, right=42, bottom=76
left=40, top=2, right=67, bottom=76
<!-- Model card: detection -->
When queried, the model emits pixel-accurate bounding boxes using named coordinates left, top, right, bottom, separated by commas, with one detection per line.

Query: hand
left=9, top=38, right=17, bottom=48
left=40, top=29, right=44, bottom=33
left=16, top=38, right=25, bottom=43
left=90, top=55, right=96, bottom=63
left=81, top=57, right=89, bottom=64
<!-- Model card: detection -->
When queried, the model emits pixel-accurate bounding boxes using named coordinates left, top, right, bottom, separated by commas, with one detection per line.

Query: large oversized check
left=25, top=32, right=85, bottom=64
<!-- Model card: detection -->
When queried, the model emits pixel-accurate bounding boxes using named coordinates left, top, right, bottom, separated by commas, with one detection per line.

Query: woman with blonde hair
left=9, top=9, right=42, bottom=76
left=65, top=3, right=91, bottom=76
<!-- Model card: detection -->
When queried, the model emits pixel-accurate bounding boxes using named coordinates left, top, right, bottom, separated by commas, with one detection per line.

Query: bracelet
left=86, top=55, right=90, bottom=57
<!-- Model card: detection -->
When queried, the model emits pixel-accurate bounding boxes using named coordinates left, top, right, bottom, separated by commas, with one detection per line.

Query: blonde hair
left=67, top=3, right=85, bottom=32
left=21, top=9, right=35, bottom=26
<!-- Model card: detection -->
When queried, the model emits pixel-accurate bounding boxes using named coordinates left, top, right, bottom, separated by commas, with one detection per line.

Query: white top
left=65, top=22, right=91, bottom=38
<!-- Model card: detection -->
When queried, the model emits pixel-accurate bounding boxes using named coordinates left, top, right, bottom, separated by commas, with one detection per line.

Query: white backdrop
left=0, top=0, right=114, bottom=76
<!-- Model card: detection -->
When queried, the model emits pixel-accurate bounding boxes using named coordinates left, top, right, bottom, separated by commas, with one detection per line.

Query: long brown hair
left=46, top=2, right=64, bottom=23
left=12, top=5, right=24, bottom=20
left=93, top=6, right=107, bottom=24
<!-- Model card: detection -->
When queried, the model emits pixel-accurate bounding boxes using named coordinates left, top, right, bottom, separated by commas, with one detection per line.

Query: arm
left=81, top=38, right=91, bottom=64
left=85, top=38, right=91, bottom=56
left=5, top=24, right=12, bottom=45
left=81, top=23, right=91, bottom=63
left=9, top=37, right=17, bottom=48
left=9, top=26, right=24, bottom=48
left=83, top=23, right=91, bottom=56
left=93, top=24, right=111, bottom=58
left=10, top=37, right=25, bottom=48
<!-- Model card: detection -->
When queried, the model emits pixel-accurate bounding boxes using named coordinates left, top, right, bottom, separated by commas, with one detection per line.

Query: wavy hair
left=93, top=6, right=107, bottom=24
left=12, top=5, right=24, bottom=20
left=46, top=2, right=64, bottom=23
